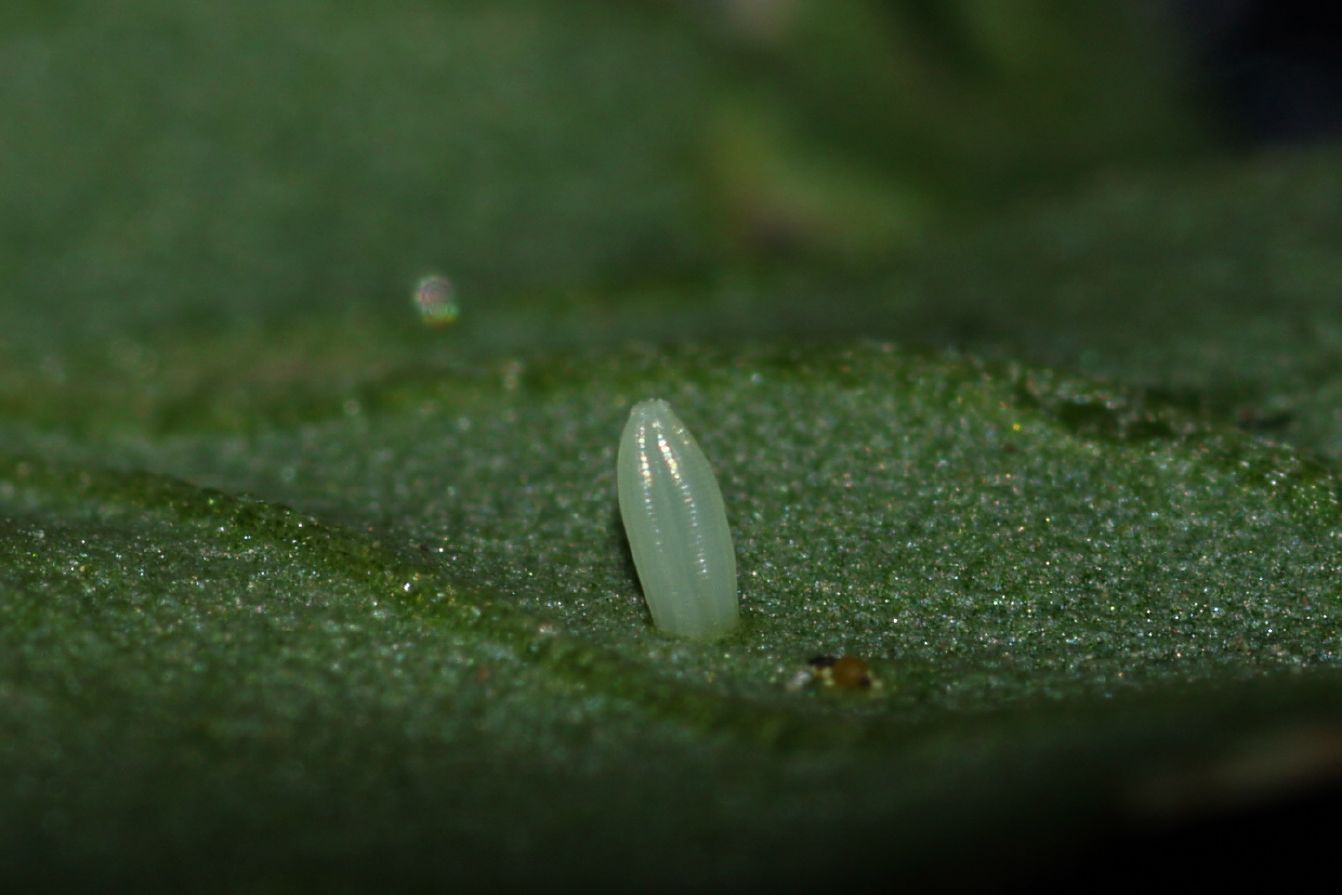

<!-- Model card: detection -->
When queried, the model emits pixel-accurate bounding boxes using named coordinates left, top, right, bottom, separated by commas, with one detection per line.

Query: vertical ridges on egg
left=617, top=399, right=739, bottom=639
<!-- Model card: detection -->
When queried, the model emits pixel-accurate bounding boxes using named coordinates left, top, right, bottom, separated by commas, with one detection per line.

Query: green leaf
left=4, top=342, right=1341, bottom=886
left=887, top=149, right=1342, bottom=462
left=2, top=1, right=1340, bottom=888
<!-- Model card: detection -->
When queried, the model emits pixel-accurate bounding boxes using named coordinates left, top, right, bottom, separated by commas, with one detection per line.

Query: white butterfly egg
left=617, top=399, right=739, bottom=639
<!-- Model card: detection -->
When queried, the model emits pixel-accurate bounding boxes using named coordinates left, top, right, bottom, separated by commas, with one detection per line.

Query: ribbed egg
left=617, top=399, right=739, bottom=639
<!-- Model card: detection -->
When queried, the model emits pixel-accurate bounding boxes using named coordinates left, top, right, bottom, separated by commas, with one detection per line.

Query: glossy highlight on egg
left=617, top=399, right=739, bottom=639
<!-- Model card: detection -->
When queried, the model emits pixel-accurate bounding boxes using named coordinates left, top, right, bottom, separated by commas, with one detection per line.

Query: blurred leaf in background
left=0, top=0, right=718, bottom=356
left=1, top=0, right=1214, bottom=360
left=699, top=0, right=1209, bottom=258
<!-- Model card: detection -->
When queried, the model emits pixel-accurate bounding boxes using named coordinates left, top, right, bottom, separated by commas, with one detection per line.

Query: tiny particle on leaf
left=791, top=654, right=880, bottom=692
left=830, top=655, right=872, bottom=690
left=413, top=274, right=459, bottom=327
left=785, top=668, right=814, bottom=692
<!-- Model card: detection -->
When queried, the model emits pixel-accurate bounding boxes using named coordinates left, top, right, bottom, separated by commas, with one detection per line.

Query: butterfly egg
left=617, top=399, right=739, bottom=639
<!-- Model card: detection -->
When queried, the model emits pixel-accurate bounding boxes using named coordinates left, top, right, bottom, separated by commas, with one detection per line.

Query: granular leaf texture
left=3, top=343, right=1340, bottom=888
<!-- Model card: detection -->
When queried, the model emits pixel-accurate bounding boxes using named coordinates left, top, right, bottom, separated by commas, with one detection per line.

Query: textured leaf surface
left=4, top=340, right=1341, bottom=886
